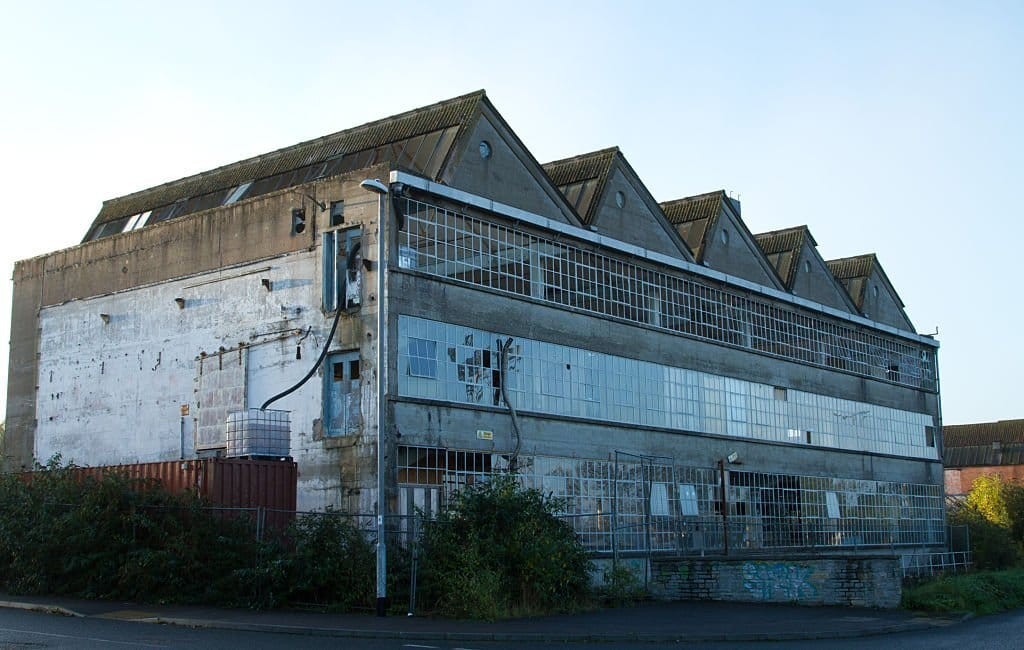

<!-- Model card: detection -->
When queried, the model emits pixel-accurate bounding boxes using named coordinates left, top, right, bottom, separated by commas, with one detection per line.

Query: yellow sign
left=476, top=429, right=493, bottom=440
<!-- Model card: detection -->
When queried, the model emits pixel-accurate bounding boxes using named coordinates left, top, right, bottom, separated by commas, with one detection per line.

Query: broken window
left=291, top=208, right=306, bottom=235
left=887, top=364, right=901, bottom=383
left=323, top=227, right=362, bottom=311
left=324, top=351, right=361, bottom=437
left=329, top=200, right=345, bottom=226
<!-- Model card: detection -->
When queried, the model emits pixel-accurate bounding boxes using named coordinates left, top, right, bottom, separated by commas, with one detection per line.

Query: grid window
left=407, top=338, right=438, bottom=378
left=397, top=445, right=945, bottom=553
left=398, top=316, right=938, bottom=460
left=397, top=198, right=936, bottom=392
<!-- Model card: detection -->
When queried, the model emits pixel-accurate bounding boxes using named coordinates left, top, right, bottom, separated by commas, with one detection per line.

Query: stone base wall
left=650, top=556, right=901, bottom=608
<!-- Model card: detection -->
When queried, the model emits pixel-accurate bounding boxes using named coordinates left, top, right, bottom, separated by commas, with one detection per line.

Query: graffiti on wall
left=742, top=561, right=818, bottom=601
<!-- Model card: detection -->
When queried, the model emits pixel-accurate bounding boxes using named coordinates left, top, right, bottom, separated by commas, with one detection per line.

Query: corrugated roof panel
left=944, top=419, right=1024, bottom=447
left=89, top=90, right=485, bottom=235
left=660, top=191, right=725, bottom=225
left=542, top=148, right=617, bottom=224
left=944, top=443, right=1024, bottom=467
left=827, top=254, right=876, bottom=281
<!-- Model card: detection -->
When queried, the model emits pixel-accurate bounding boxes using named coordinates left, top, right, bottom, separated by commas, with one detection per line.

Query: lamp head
left=360, top=178, right=389, bottom=195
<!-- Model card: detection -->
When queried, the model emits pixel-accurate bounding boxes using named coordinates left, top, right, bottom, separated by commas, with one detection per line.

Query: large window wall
left=396, top=197, right=937, bottom=391
left=397, top=316, right=938, bottom=460
left=397, top=446, right=946, bottom=553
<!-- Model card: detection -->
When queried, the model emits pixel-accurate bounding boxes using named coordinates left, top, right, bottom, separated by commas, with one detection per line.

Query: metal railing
left=901, top=551, right=973, bottom=578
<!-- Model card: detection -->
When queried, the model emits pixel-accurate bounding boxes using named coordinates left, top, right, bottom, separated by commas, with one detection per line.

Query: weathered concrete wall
left=444, top=113, right=578, bottom=226
left=35, top=253, right=318, bottom=464
left=10, top=165, right=393, bottom=512
left=701, top=209, right=784, bottom=289
left=3, top=257, right=44, bottom=470
left=860, top=268, right=914, bottom=332
left=589, top=166, right=690, bottom=260
left=649, top=556, right=901, bottom=608
left=790, top=242, right=858, bottom=314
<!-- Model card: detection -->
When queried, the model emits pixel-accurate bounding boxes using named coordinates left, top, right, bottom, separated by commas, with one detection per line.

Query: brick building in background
left=943, top=419, right=1024, bottom=495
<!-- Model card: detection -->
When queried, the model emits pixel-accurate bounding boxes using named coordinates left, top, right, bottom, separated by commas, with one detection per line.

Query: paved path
left=0, top=593, right=965, bottom=643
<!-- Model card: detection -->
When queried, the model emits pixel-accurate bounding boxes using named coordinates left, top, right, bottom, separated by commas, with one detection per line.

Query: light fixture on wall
left=174, top=297, right=186, bottom=309
left=288, top=190, right=327, bottom=212
left=99, top=313, right=110, bottom=324
left=718, top=451, right=742, bottom=556
left=261, top=278, right=272, bottom=291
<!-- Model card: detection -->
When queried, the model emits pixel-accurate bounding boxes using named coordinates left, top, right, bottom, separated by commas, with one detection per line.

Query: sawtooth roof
left=827, top=253, right=906, bottom=310
left=542, top=147, right=618, bottom=224
left=754, top=226, right=815, bottom=289
left=659, top=190, right=727, bottom=260
left=86, top=90, right=488, bottom=239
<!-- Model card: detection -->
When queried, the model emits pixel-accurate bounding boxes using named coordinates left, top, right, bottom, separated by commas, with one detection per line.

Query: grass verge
left=902, top=569, right=1024, bottom=616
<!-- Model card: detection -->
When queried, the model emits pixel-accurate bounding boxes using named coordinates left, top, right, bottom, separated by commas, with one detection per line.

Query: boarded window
left=194, top=349, right=247, bottom=451
left=324, top=351, right=361, bottom=437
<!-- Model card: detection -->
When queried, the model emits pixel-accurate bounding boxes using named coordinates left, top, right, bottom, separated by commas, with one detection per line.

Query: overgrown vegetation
left=902, top=569, right=1024, bottom=615
left=417, top=475, right=592, bottom=618
left=0, top=459, right=593, bottom=618
left=596, top=564, right=645, bottom=606
left=0, top=457, right=272, bottom=605
left=949, top=474, right=1024, bottom=569
left=904, top=475, right=1024, bottom=614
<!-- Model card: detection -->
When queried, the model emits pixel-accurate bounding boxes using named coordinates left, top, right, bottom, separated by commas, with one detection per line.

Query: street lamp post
left=360, top=178, right=390, bottom=617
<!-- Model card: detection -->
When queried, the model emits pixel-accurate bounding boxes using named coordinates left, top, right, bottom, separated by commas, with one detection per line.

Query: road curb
left=0, top=600, right=83, bottom=618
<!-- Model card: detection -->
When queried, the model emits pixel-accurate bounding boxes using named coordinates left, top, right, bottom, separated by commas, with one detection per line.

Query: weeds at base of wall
left=596, top=565, right=646, bottom=607
left=0, top=458, right=592, bottom=618
left=902, top=569, right=1024, bottom=616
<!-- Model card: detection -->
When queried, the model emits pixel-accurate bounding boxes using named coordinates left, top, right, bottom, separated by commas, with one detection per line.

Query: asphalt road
left=0, top=606, right=1021, bottom=649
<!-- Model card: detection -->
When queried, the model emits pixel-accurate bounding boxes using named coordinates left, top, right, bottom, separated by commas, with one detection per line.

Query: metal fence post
left=408, top=514, right=419, bottom=617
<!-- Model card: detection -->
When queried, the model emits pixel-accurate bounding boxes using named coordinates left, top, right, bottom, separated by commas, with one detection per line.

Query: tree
left=966, top=473, right=1024, bottom=540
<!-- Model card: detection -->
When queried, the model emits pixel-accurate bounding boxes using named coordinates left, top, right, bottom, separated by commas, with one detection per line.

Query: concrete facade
left=4, top=91, right=945, bottom=570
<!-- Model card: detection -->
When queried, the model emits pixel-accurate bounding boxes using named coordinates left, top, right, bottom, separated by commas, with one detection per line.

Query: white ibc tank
left=225, top=408, right=291, bottom=458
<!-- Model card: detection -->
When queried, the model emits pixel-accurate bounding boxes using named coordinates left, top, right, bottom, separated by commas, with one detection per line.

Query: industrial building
left=4, top=91, right=945, bottom=580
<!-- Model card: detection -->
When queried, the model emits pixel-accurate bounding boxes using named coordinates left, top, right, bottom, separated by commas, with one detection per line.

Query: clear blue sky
left=1, top=0, right=1020, bottom=426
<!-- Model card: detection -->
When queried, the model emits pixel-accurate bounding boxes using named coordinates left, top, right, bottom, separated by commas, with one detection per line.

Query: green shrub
left=948, top=506, right=1020, bottom=570
left=0, top=457, right=284, bottom=607
left=598, top=564, right=645, bottom=606
left=902, top=569, right=1024, bottom=615
left=418, top=475, right=591, bottom=618
left=282, top=510, right=374, bottom=610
